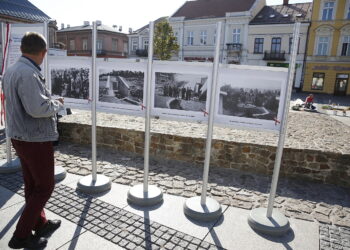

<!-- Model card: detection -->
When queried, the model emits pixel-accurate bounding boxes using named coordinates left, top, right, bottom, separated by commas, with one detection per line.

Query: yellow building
left=303, top=0, right=350, bottom=95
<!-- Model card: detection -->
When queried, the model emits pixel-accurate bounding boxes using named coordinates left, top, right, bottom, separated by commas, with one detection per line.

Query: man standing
left=3, top=32, right=63, bottom=249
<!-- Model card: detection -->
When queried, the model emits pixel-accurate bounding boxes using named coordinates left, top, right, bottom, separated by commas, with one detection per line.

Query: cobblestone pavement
left=3, top=139, right=349, bottom=228
left=0, top=172, right=222, bottom=250
left=319, top=225, right=350, bottom=250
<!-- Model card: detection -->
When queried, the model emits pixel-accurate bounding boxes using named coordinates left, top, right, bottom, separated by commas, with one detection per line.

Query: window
left=97, top=40, right=102, bottom=51
left=69, top=39, right=75, bottom=50
left=200, top=30, right=207, bottom=45
left=174, top=31, right=179, bottom=42
left=187, top=31, right=194, bottom=45
left=311, top=73, right=325, bottom=90
left=232, top=28, right=241, bottom=43
left=112, top=38, right=118, bottom=51
left=132, top=38, right=138, bottom=51
left=289, top=37, right=293, bottom=54
left=254, top=38, right=264, bottom=54
left=317, top=36, right=329, bottom=55
left=123, top=42, right=128, bottom=53
left=322, top=1, right=335, bottom=21
left=82, top=39, right=88, bottom=50
left=143, top=39, right=149, bottom=50
left=348, top=5, right=350, bottom=19
left=271, top=37, right=281, bottom=52
left=341, top=36, right=350, bottom=56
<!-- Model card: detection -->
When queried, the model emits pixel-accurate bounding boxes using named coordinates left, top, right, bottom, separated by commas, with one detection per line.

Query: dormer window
left=269, top=14, right=275, bottom=18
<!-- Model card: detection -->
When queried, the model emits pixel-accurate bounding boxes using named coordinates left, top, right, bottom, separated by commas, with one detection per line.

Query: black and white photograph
left=154, top=72, right=208, bottom=112
left=98, top=69, right=145, bottom=106
left=215, top=66, right=288, bottom=131
left=51, top=67, right=90, bottom=99
left=219, top=83, right=280, bottom=120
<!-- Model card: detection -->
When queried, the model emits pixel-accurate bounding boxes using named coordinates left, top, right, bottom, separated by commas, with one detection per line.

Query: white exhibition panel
left=96, top=59, right=147, bottom=117
left=5, top=23, right=46, bottom=69
left=48, top=56, right=92, bottom=110
left=151, top=60, right=213, bottom=123
left=215, top=64, right=288, bottom=131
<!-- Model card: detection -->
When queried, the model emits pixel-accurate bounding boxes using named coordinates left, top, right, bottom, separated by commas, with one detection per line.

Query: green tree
left=153, top=21, right=179, bottom=60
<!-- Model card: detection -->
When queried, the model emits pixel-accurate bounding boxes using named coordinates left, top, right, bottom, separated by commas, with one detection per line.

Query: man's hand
left=57, top=97, right=64, bottom=105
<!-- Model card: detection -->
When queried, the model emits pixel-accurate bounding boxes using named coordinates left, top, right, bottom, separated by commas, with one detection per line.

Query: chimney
left=119, top=26, right=122, bottom=32
left=83, top=21, right=90, bottom=26
left=113, top=25, right=117, bottom=29
left=96, top=20, right=102, bottom=26
left=128, top=28, right=133, bottom=34
left=61, top=23, right=64, bottom=29
left=283, top=0, right=289, bottom=5
left=67, top=24, right=70, bottom=28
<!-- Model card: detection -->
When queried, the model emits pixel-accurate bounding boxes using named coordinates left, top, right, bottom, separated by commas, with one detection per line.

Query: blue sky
left=29, top=0, right=312, bottom=32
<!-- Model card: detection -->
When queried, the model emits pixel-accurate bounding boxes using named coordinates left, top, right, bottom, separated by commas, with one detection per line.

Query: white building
left=247, top=1, right=312, bottom=89
left=128, top=17, right=167, bottom=58
left=169, top=0, right=266, bottom=64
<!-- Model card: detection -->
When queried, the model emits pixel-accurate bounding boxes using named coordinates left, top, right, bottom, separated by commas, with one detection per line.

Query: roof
left=133, top=16, right=168, bottom=34
left=250, top=2, right=312, bottom=25
left=171, top=0, right=256, bottom=20
left=57, top=24, right=125, bottom=34
left=0, top=0, right=50, bottom=23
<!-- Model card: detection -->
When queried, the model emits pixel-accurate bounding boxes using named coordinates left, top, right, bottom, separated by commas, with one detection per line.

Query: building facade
left=57, top=21, right=128, bottom=58
left=303, top=0, right=350, bottom=95
left=128, top=17, right=167, bottom=58
left=248, top=2, right=312, bottom=89
left=168, top=0, right=265, bottom=64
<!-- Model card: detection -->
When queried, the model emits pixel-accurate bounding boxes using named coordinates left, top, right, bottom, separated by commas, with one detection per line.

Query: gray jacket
left=2, top=56, right=63, bottom=142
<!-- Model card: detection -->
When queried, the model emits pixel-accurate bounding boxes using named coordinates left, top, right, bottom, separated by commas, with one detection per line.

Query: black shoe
left=8, top=234, right=47, bottom=249
left=35, top=219, right=61, bottom=237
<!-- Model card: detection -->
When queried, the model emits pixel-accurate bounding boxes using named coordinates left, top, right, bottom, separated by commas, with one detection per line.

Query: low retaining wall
left=58, top=121, right=350, bottom=188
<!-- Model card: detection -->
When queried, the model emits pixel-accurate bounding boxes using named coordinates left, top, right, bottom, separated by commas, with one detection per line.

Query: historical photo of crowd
left=154, top=72, right=208, bottom=112
left=219, top=79, right=281, bottom=120
left=51, top=67, right=90, bottom=99
left=98, top=69, right=144, bottom=106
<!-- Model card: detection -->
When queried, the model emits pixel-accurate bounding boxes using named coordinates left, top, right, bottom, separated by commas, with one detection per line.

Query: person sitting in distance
left=304, top=94, right=314, bottom=109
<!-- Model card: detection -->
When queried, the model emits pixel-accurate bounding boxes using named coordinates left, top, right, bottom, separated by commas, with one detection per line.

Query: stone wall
left=58, top=121, right=350, bottom=188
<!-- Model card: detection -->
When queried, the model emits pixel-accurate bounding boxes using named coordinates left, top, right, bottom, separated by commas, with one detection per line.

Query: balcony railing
left=226, top=43, right=242, bottom=52
left=263, top=51, right=286, bottom=61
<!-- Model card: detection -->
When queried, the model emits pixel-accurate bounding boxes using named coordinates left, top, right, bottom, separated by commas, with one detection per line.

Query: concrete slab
left=64, top=174, right=130, bottom=209
left=125, top=193, right=227, bottom=240
left=0, top=199, right=87, bottom=250
left=57, top=230, right=124, bottom=250
left=204, top=206, right=319, bottom=250
left=0, top=203, right=24, bottom=249
left=0, top=186, right=24, bottom=211
left=57, top=172, right=83, bottom=186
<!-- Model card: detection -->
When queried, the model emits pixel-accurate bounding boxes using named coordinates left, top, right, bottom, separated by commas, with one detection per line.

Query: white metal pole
left=1, top=22, right=12, bottom=164
left=200, top=22, right=222, bottom=205
left=143, top=21, right=155, bottom=192
left=43, top=21, right=49, bottom=91
left=91, top=21, right=97, bottom=181
left=266, top=22, right=301, bottom=217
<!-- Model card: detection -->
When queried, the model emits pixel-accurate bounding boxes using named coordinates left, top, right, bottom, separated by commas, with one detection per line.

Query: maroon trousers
left=11, top=139, right=55, bottom=239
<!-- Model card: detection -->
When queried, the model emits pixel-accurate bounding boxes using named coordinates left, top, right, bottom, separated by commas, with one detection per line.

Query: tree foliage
left=153, top=21, right=179, bottom=60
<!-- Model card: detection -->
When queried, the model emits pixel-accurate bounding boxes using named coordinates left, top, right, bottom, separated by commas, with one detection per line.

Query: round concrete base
left=0, top=158, right=21, bottom=174
left=77, top=174, right=111, bottom=194
left=248, top=207, right=290, bottom=236
left=184, top=196, right=222, bottom=222
left=127, top=184, right=163, bottom=207
left=54, top=165, right=66, bottom=182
